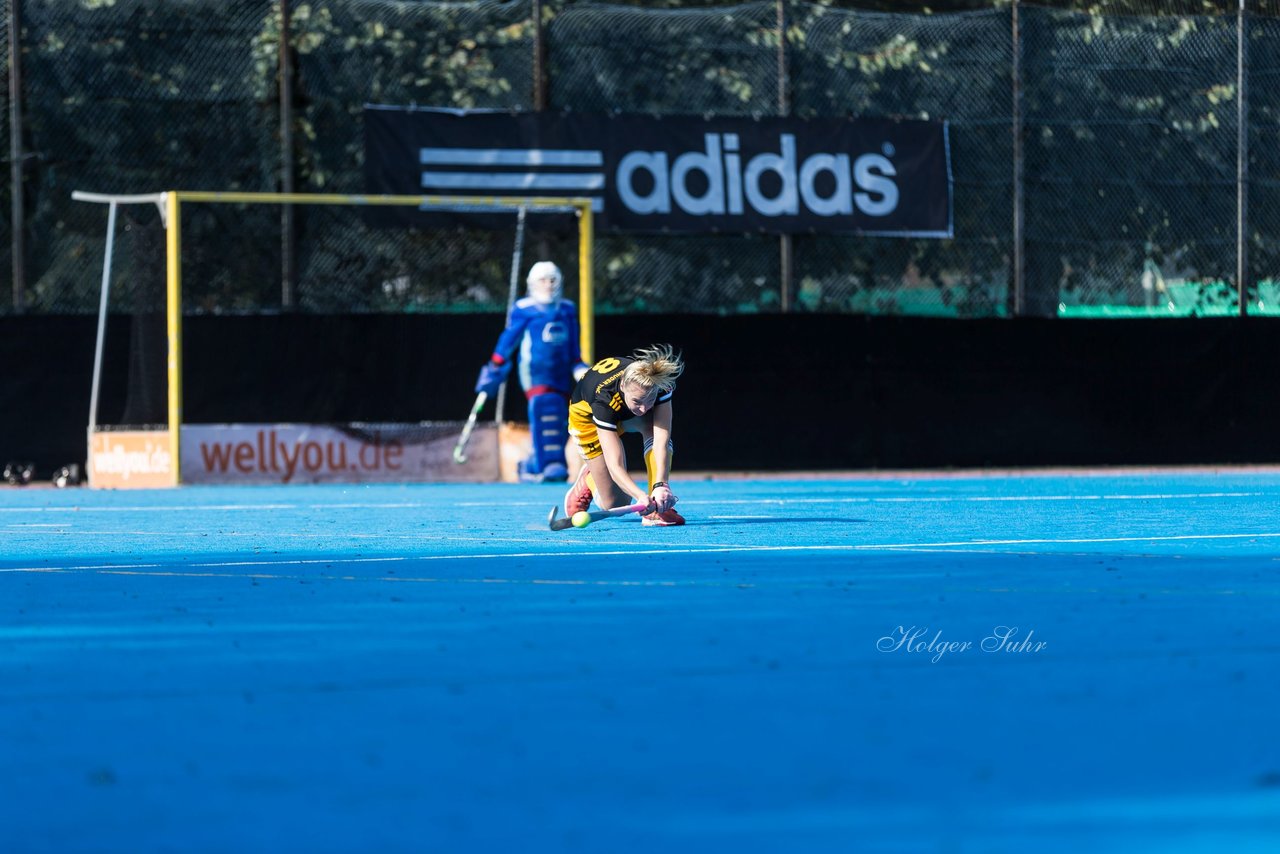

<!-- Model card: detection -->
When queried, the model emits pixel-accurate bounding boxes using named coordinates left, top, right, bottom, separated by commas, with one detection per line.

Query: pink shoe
left=563, top=466, right=593, bottom=516
left=641, top=508, right=685, bottom=527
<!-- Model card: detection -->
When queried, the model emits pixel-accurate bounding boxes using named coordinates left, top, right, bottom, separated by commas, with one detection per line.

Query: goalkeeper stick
left=494, top=207, right=528, bottom=428
left=547, top=502, right=649, bottom=531
left=452, top=392, right=488, bottom=464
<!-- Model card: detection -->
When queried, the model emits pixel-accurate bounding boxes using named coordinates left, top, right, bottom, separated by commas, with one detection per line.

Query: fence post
left=533, top=0, right=547, bottom=110
left=9, top=0, right=25, bottom=312
left=1237, top=0, right=1248, bottom=317
left=777, top=0, right=793, bottom=312
left=279, top=0, right=296, bottom=309
left=1010, top=0, right=1025, bottom=317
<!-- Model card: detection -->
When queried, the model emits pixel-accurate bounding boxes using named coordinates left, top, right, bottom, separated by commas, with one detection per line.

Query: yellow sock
left=644, top=440, right=673, bottom=489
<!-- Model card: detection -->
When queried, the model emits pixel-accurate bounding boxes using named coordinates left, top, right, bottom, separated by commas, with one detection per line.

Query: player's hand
left=474, top=361, right=507, bottom=395
left=649, top=484, right=676, bottom=513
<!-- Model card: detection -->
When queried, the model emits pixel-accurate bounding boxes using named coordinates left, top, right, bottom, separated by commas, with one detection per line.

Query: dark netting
left=550, top=2, right=784, bottom=313
left=170, top=201, right=582, bottom=314
left=1022, top=6, right=1239, bottom=315
left=288, top=208, right=579, bottom=313
left=294, top=0, right=535, bottom=194
left=60, top=200, right=171, bottom=428
left=77, top=195, right=584, bottom=428
left=77, top=196, right=585, bottom=318
left=179, top=202, right=282, bottom=313
left=548, top=1, right=780, bottom=115
left=288, top=0, right=536, bottom=310
left=1247, top=12, right=1280, bottom=307
left=20, top=0, right=276, bottom=313
left=6, top=0, right=1280, bottom=319
left=1023, top=1, right=1233, bottom=13
left=0, top=9, right=9, bottom=307
left=116, top=207, right=167, bottom=426
left=791, top=7, right=1012, bottom=316
left=593, top=233, right=783, bottom=313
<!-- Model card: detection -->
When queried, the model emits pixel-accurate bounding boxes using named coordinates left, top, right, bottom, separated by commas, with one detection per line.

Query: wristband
left=651, top=481, right=668, bottom=491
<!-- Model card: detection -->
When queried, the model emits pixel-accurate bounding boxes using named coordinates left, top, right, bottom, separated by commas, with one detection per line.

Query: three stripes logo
left=607, top=392, right=623, bottom=412
left=419, top=146, right=605, bottom=213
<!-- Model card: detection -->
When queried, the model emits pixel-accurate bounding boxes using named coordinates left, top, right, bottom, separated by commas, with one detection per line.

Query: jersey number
left=591, top=358, right=621, bottom=373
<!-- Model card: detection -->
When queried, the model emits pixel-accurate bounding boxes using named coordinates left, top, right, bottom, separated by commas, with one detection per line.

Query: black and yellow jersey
left=569, top=355, right=674, bottom=432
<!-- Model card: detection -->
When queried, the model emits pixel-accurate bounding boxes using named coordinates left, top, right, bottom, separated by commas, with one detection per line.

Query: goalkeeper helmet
left=527, top=261, right=563, bottom=305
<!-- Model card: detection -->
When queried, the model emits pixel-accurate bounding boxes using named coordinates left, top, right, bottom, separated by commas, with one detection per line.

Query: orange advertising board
left=89, top=430, right=175, bottom=489
left=88, top=423, right=532, bottom=487
left=180, top=423, right=502, bottom=485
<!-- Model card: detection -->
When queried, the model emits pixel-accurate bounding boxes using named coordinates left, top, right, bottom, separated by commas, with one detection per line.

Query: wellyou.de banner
left=180, top=424, right=500, bottom=485
left=365, top=107, right=952, bottom=237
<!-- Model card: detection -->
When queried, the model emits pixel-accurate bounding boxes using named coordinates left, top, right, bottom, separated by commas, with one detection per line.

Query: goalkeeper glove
left=475, top=360, right=509, bottom=396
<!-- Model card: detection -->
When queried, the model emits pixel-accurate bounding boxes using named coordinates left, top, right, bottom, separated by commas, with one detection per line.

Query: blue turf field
left=3, top=471, right=1280, bottom=852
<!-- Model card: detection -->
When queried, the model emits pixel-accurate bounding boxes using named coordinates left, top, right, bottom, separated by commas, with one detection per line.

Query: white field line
left=867, top=531, right=1280, bottom=549
left=1, top=530, right=553, bottom=543
left=0, top=491, right=1265, bottom=515
left=0, top=574, right=749, bottom=595
left=0, top=548, right=763, bottom=573
left=466, top=492, right=1265, bottom=507
left=4, top=530, right=1280, bottom=577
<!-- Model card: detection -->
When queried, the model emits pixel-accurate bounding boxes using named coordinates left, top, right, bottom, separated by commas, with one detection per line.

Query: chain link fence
left=1247, top=10, right=1280, bottom=311
left=551, top=2, right=784, bottom=313
left=791, top=6, right=1011, bottom=315
left=1027, top=6, right=1240, bottom=316
left=0, top=8, right=9, bottom=310
left=284, top=0, right=538, bottom=312
left=4, top=0, right=1279, bottom=317
left=17, top=0, right=275, bottom=313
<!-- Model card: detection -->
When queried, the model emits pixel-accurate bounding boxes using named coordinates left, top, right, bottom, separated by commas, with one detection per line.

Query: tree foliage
left=8, top=0, right=1275, bottom=316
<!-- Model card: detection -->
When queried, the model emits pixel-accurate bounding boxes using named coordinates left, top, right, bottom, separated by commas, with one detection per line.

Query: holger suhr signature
left=877, top=626, right=1047, bottom=663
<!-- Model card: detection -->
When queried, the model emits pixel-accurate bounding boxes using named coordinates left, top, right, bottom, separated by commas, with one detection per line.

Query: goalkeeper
left=562, top=344, right=685, bottom=527
left=474, top=261, right=588, bottom=483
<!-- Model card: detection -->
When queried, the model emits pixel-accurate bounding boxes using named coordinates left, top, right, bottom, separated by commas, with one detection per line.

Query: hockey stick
left=452, top=391, right=488, bottom=464
left=547, top=501, right=649, bottom=531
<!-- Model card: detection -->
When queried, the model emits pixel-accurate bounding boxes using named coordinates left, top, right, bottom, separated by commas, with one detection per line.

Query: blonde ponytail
left=623, top=343, right=684, bottom=393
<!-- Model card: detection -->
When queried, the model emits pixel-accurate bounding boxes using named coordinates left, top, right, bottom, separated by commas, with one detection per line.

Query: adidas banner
left=364, top=107, right=952, bottom=237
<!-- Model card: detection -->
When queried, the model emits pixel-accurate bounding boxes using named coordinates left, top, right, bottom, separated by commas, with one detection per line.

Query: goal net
left=73, top=191, right=595, bottom=488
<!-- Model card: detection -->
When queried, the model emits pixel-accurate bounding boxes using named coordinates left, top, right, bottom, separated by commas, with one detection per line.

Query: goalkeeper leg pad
left=526, top=391, right=570, bottom=482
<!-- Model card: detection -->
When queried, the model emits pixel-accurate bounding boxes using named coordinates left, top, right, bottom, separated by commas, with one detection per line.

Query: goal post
left=73, top=190, right=596, bottom=487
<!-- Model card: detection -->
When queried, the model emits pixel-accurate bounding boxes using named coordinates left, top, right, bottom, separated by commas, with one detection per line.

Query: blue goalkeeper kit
left=491, top=297, right=583, bottom=394
left=482, top=296, right=587, bottom=482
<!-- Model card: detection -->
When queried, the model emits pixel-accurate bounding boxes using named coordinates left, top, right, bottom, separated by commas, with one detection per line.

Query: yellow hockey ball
left=571, top=511, right=592, bottom=528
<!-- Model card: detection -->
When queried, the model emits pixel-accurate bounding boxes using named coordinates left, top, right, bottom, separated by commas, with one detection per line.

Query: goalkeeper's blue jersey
left=491, top=297, right=584, bottom=394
